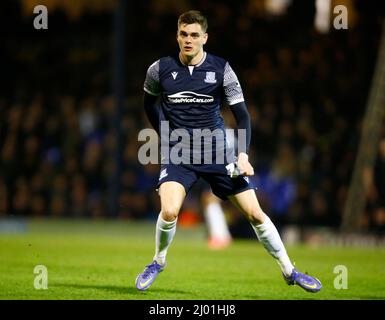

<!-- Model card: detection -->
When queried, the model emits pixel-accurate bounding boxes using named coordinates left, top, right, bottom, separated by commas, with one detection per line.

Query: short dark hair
left=178, top=10, right=208, bottom=32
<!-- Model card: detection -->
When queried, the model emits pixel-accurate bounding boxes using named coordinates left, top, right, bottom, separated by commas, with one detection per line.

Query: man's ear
left=203, top=33, right=208, bottom=44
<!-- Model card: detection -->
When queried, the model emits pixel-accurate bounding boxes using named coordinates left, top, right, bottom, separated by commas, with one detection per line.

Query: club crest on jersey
left=204, top=71, right=217, bottom=84
left=171, top=72, right=178, bottom=80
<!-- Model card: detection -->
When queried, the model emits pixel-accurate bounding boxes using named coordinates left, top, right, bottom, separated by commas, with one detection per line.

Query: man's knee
left=159, top=181, right=186, bottom=221
left=161, top=205, right=180, bottom=221
left=247, top=207, right=266, bottom=225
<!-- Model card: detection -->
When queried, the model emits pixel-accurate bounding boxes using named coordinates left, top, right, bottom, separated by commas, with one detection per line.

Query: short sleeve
left=144, top=60, right=161, bottom=96
left=223, top=62, right=245, bottom=105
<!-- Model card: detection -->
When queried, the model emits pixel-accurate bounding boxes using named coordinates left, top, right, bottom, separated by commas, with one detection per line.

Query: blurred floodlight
left=315, top=0, right=332, bottom=33
left=265, top=0, right=292, bottom=16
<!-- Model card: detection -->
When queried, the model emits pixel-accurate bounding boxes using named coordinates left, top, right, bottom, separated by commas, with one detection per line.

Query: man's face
left=177, top=23, right=208, bottom=59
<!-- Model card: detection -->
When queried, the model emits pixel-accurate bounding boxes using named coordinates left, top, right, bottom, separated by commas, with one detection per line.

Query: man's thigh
left=158, top=181, right=186, bottom=215
left=156, top=164, right=199, bottom=219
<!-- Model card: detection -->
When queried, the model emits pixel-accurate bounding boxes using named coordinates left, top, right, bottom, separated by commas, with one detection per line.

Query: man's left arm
left=229, top=102, right=254, bottom=176
left=223, top=62, right=254, bottom=176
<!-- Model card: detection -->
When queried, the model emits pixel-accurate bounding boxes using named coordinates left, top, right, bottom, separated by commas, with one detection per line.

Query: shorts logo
left=159, top=168, right=168, bottom=181
left=204, top=71, right=217, bottom=84
left=171, top=72, right=178, bottom=80
left=243, top=176, right=249, bottom=183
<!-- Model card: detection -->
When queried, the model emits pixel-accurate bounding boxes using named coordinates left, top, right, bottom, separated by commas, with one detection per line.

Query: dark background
left=1, top=0, right=384, bottom=236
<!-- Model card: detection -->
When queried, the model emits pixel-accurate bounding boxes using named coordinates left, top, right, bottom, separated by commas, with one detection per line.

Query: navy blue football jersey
left=144, top=52, right=245, bottom=165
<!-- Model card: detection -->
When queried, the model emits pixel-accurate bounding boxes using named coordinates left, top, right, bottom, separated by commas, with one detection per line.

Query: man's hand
left=237, top=152, right=254, bottom=176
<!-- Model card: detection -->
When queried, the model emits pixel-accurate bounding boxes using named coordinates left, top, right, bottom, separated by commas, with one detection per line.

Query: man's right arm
left=144, top=92, right=160, bottom=134
left=143, top=60, right=161, bottom=135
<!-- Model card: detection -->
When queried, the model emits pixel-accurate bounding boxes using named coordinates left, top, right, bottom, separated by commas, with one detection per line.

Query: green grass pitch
left=0, top=219, right=384, bottom=300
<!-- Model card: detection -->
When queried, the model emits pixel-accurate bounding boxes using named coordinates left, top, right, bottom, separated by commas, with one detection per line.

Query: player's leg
left=228, top=189, right=322, bottom=293
left=136, top=181, right=185, bottom=291
left=154, top=181, right=186, bottom=263
left=228, top=189, right=294, bottom=274
left=202, top=190, right=232, bottom=249
left=136, top=164, right=198, bottom=291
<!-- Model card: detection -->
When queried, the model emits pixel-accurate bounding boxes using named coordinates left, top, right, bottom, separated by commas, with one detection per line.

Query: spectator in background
left=0, top=1, right=383, bottom=238
left=253, top=143, right=297, bottom=230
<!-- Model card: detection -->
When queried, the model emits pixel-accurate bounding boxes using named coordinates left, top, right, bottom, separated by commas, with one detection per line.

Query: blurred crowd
left=1, top=0, right=385, bottom=234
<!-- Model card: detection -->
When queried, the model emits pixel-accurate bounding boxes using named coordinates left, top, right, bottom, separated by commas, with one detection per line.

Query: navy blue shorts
left=156, top=163, right=254, bottom=200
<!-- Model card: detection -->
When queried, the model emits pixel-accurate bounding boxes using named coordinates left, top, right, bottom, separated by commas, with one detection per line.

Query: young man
left=136, top=10, right=322, bottom=293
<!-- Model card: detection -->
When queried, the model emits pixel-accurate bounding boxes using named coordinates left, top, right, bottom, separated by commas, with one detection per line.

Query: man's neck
left=179, top=50, right=205, bottom=66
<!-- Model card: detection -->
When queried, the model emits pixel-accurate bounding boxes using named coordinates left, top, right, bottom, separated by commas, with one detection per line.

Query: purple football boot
left=283, top=269, right=322, bottom=293
left=135, top=261, right=165, bottom=291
